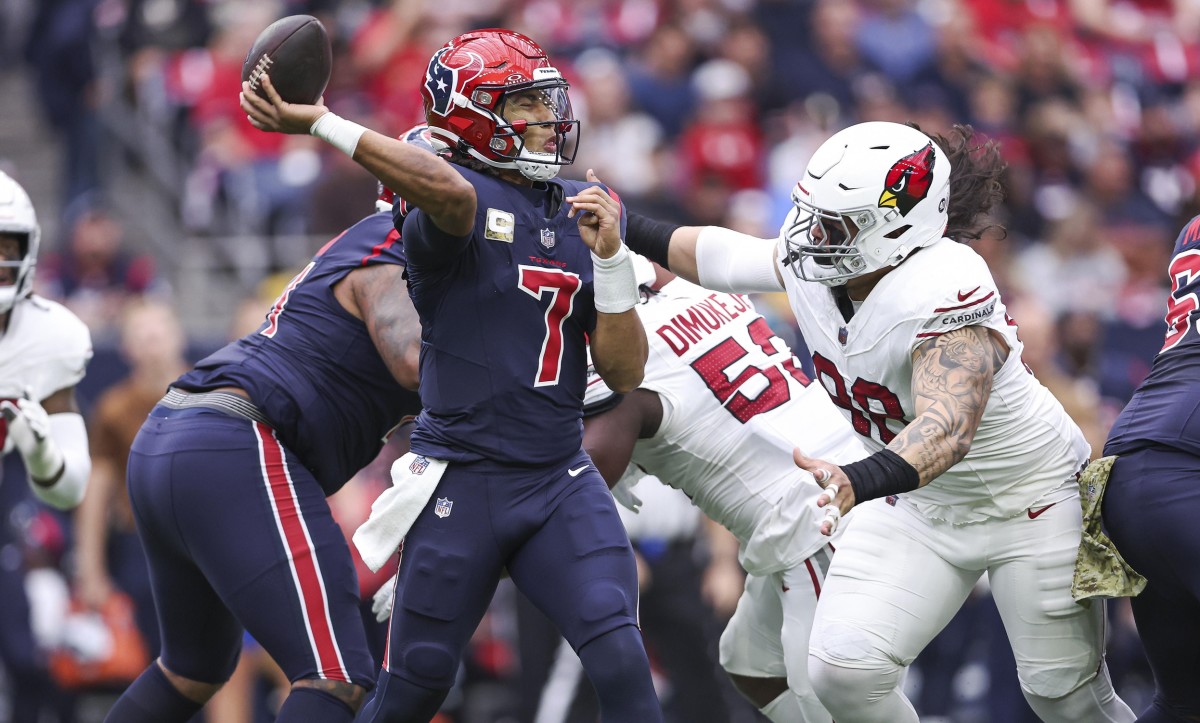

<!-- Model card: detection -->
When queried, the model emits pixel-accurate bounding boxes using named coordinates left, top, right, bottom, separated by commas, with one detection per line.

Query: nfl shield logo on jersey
left=838, top=327, right=848, bottom=345
left=409, top=455, right=430, bottom=475
left=540, top=228, right=556, bottom=249
left=434, top=497, right=453, bottom=518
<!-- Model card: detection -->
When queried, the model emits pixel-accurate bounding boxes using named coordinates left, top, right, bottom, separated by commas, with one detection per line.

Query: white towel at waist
left=353, top=452, right=448, bottom=572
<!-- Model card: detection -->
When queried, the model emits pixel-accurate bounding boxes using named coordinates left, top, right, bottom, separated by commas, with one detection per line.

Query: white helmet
left=783, top=122, right=951, bottom=286
left=0, top=172, right=40, bottom=313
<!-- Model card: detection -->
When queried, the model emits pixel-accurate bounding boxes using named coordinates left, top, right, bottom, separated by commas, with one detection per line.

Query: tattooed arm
left=796, top=324, right=1012, bottom=531
left=335, top=262, right=422, bottom=390
left=889, top=325, right=1010, bottom=485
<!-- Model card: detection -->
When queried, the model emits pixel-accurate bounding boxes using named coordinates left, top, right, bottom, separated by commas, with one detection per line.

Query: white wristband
left=310, top=112, right=368, bottom=159
left=29, top=413, right=89, bottom=510
left=592, top=245, right=640, bottom=314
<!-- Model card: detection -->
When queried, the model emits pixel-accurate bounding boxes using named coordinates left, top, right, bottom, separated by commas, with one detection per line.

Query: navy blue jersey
left=402, top=165, right=626, bottom=466
left=1107, top=214, right=1200, bottom=457
left=176, top=212, right=419, bottom=494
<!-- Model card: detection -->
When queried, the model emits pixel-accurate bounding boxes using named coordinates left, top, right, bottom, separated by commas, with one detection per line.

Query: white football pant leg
left=808, top=499, right=979, bottom=723
left=720, top=551, right=836, bottom=722
left=987, top=496, right=1134, bottom=722
left=778, top=549, right=834, bottom=722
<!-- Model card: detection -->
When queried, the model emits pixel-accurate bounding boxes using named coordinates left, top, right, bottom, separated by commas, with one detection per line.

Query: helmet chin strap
left=515, top=147, right=560, bottom=181
left=515, top=158, right=559, bottom=181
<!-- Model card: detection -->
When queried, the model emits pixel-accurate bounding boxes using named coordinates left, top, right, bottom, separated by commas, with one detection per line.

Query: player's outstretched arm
left=241, top=75, right=475, bottom=236
left=624, top=215, right=783, bottom=293
left=4, top=387, right=91, bottom=510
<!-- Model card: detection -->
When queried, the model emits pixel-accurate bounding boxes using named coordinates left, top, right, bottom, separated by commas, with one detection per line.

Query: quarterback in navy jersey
left=242, top=28, right=657, bottom=723
left=105, top=203, right=424, bottom=723
left=1102, top=214, right=1200, bottom=723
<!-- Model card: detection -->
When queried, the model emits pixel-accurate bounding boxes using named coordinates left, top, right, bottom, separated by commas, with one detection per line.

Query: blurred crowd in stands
left=4, top=0, right=1199, bottom=720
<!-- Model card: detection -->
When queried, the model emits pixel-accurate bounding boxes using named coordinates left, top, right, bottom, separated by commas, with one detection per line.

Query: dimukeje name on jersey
left=655, top=293, right=755, bottom=356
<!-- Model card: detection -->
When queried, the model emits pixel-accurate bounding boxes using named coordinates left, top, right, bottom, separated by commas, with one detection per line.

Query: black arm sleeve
left=625, top=212, right=679, bottom=269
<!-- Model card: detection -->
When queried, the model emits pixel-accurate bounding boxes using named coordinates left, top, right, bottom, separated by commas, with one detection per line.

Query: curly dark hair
left=910, top=123, right=1008, bottom=242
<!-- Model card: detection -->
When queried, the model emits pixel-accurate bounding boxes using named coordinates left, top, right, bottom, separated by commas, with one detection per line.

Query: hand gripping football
left=241, top=14, right=332, bottom=105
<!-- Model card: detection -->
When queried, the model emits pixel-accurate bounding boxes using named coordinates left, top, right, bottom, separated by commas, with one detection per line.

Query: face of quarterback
left=502, top=88, right=561, bottom=155
left=0, top=235, right=20, bottom=286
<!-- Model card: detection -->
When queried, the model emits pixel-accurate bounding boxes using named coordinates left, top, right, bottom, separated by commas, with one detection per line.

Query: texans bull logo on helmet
left=879, top=142, right=935, bottom=217
left=424, top=47, right=483, bottom=117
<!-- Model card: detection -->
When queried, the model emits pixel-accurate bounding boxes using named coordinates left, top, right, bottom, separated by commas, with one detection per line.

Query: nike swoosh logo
left=1027, top=503, right=1056, bottom=519
left=957, top=286, right=981, bottom=301
left=568, top=465, right=590, bottom=477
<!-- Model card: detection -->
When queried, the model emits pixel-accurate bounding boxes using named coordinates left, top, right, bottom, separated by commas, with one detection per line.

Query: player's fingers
left=818, top=483, right=838, bottom=505
left=568, top=200, right=608, bottom=218
left=260, top=73, right=285, bottom=107
left=820, top=507, right=840, bottom=536
left=794, top=448, right=830, bottom=481
left=0, top=400, right=17, bottom=422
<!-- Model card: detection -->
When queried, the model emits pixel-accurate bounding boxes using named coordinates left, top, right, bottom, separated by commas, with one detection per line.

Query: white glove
left=2, top=396, right=65, bottom=482
left=610, top=463, right=645, bottom=513
left=372, top=574, right=397, bottom=623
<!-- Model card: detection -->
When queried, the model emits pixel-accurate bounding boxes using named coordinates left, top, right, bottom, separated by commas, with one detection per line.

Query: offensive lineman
left=581, top=261, right=868, bottom=721
left=104, top=167, right=425, bottom=720
left=1102, top=213, right=1200, bottom=722
left=0, top=170, right=93, bottom=721
left=623, top=122, right=1133, bottom=722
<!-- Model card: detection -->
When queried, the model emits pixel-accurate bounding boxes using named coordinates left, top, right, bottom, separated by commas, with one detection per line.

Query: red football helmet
left=421, top=28, right=578, bottom=182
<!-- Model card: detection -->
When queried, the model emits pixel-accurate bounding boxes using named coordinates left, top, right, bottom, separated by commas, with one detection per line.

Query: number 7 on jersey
left=518, top=265, right=582, bottom=387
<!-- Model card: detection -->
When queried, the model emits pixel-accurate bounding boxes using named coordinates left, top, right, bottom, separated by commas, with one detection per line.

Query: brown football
left=241, top=15, right=332, bottom=105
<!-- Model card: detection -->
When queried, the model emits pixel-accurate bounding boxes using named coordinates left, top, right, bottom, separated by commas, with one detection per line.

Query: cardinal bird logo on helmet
left=879, top=142, right=936, bottom=217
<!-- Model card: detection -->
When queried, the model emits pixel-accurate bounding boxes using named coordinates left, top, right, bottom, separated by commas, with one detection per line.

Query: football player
left=0, top=170, right=93, bottom=722
left=581, top=260, right=868, bottom=721
left=1102, top=213, right=1200, bottom=723
left=103, top=138, right=426, bottom=721
left=242, top=28, right=659, bottom=723
left=623, top=122, right=1134, bottom=722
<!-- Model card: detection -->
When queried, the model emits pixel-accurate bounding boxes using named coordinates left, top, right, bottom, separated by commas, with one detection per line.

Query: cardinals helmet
left=0, top=172, right=40, bottom=313
left=783, top=122, right=951, bottom=286
left=377, top=125, right=438, bottom=213
left=421, top=28, right=578, bottom=182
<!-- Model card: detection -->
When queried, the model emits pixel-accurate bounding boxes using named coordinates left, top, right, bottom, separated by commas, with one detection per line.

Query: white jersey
left=777, top=237, right=1089, bottom=523
left=587, top=279, right=867, bottom=575
left=0, top=294, right=92, bottom=413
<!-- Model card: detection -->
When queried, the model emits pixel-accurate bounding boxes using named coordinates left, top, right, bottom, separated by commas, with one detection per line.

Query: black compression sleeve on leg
left=842, top=449, right=921, bottom=502
left=625, top=212, right=680, bottom=269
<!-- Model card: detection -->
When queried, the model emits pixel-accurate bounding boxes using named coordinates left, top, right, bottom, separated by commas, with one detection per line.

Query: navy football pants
left=1103, top=445, right=1200, bottom=722
left=379, top=451, right=643, bottom=689
left=126, top=406, right=375, bottom=688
